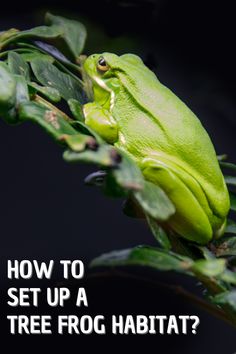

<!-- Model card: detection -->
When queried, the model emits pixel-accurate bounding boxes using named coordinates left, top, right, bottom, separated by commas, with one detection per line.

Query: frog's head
left=83, top=53, right=121, bottom=91
left=84, top=52, right=145, bottom=104
left=83, top=53, right=120, bottom=105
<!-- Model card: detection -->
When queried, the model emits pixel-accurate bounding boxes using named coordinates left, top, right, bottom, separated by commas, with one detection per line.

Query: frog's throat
left=92, top=76, right=115, bottom=111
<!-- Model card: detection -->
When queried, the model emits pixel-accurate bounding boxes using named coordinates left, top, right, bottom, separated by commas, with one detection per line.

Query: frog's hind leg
left=141, top=158, right=213, bottom=244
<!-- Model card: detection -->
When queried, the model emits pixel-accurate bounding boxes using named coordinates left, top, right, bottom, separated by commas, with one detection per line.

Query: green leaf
left=146, top=215, right=171, bottom=249
left=8, top=52, right=30, bottom=81
left=220, top=161, right=236, bottom=171
left=224, top=176, right=236, bottom=186
left=68, top=98, right=84, bottom=121
left=214, top=236, right=236, bottom=257
left=90, top=246, right=193, bottom=272
left=0, top=62, right=29, bottom=124
left=0, top=62, right=16, bottom=107
left=15, top=75, right=29, bottom=105
left=0, top=61, right=17, bottom=123
left=112, top=150, right=144, bottom=191
left=134, top=180, right=175, bottom=221
left=0, top=48, right=35, bottom=60
left=212, top=291, right=236, bottom=312
left=30, top=58, right=83, bottom=102
left=45, top=12, right=87, bottom=59
left=18, top=101, right=77, bottom=140
left=61, top=134, right=97, bottom=152
left=220, top=270, right=236, bottom=285
left=1, top=26, right=62, bottom=49
left=230, top=193, right=236, bottom=211
left=21, top=50, right=55, bottom=63
left=225, top=219, right=236, bottom=234
left=63, top=144, right=116, bottom=167
left=29, top=82, right=61, bottom=103
left=18, top=26, right=62, bottom=40
left=0, top=28, right=19, bottom=44
left=191, top=259, right=226, bottom=277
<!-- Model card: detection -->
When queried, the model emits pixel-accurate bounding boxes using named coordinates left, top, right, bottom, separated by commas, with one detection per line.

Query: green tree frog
left=83, top=52, right=230, bottom=245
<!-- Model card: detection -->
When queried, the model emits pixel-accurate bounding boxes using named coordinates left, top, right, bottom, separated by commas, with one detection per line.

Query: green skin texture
left=83, top=52, right=230, bottom=245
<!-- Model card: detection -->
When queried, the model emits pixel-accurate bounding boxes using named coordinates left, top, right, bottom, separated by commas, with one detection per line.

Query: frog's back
left=112, top=54, right=229, bottom=222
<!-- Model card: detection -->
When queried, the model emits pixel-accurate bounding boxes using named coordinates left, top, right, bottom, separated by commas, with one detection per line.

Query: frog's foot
left=83, top=102, right=118, bottom=144
left=141, top=157, right=213, bottom=244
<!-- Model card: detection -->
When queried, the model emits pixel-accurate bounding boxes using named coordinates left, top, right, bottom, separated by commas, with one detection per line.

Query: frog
left=83, top=52, right=230, bottom=245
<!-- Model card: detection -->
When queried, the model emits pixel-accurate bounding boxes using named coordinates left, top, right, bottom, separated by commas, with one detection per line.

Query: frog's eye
left=97, top=56, right=110, bottom=72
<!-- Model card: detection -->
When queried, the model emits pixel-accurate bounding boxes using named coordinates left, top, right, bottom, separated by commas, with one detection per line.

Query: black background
left=0, top=1, right=236, bottom=353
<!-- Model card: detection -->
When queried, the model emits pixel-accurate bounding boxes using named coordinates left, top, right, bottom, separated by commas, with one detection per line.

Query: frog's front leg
left=141, top=157, right=212, bottom=244
left=83, top=102, right=118, bottom=144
